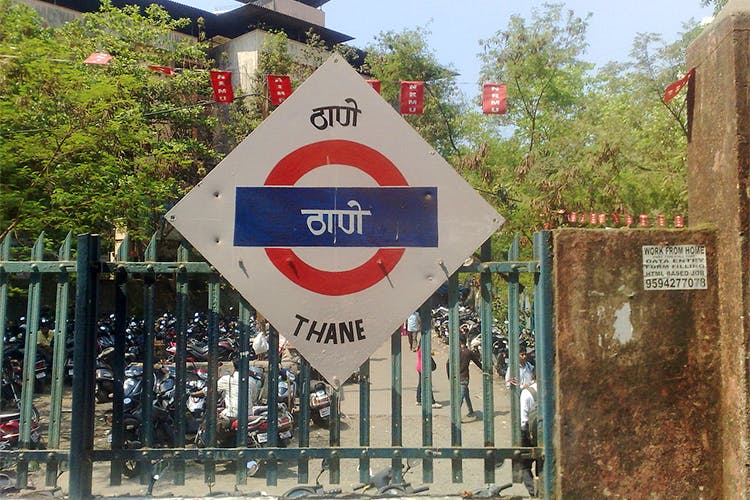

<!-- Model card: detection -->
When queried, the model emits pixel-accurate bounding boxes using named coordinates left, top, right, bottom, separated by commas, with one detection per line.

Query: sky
left=180, top=0, right=715, bottom=91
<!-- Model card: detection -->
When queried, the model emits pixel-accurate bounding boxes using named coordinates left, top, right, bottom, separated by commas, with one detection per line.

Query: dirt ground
left=8, top=335, right=533, bottom=499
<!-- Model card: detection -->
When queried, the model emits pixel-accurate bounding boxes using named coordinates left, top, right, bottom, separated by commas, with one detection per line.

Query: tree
left=476, top=3, right=592, bottom=242
left=473, top=3, right=704, bottom=249
left=566, top=22, right=705, bottom=220
left=0, top=0, right=224, bottom=246
left=362, top=27, right=469, bottom=160
left=701, top=0, right=728, bottom=14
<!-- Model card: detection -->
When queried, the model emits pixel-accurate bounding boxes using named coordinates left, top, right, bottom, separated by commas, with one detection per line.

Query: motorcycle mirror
left=406, top=457, right=420, bottom=469
left=320, top=458, right=329, bottom=471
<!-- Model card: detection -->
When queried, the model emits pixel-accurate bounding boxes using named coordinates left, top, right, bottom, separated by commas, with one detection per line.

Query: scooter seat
left=247, top=415, right=265, bottom=427
left=0, top=410, right=21, bottom=422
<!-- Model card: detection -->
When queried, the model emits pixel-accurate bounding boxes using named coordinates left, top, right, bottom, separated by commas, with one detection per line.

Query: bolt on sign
left=166, top=55, right=504, bottom=385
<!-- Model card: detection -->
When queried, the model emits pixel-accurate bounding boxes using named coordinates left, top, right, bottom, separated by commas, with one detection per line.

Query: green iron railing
left=0, top=231, right=554, bottom=499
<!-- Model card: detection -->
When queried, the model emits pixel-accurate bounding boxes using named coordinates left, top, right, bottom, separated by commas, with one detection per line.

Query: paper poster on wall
left=642, top=245, right=707, bottom=290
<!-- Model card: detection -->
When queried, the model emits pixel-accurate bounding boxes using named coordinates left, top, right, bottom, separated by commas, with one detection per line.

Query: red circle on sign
left=264, top=140, right=407, bottom=296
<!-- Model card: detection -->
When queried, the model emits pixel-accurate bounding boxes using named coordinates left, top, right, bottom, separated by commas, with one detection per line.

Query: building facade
left=19, top=0, right=352, bottom=92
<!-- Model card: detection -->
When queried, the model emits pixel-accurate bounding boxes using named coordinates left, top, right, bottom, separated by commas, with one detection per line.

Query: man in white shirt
left=217, top=359, right=263, bottom=419
left=519, top=372, right=538, bottom=497
left=505, top=348, right=535, bottom=389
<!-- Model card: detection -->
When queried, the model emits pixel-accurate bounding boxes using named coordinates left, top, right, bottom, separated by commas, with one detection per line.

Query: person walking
left=520, top=370, right=539, bottom=496
left=406, top=311, right=420, bottom=352
left=416, top=346, right=441, bottom=408
left=447, top=335, right=482, bottom=417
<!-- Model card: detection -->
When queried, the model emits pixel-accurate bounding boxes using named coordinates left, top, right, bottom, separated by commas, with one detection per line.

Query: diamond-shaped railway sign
left=166, top=54, right=504, bottom=385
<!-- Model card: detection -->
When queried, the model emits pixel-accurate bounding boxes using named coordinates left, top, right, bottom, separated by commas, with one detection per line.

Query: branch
left=424, top=83, right=460, bottom=156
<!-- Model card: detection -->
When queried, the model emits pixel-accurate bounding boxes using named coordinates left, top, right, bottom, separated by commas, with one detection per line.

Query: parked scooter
left=95, top=355, right=115, bottom=404
left=352, top=458, right=429, bottom=495
left=282, top=459, right=342, bottom=498
left=185, top=366, right=208, bottom=434
left=468, top=482, right=513, bottom=497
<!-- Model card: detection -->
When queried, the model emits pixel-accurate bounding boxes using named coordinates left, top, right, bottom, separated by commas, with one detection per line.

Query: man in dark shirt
left=447, top=335, right=482, bottom=417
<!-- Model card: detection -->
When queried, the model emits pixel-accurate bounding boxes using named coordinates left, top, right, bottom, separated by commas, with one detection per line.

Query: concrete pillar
left=554, top=229, right=721, bottom=498
left=687, top=1, right=750, bottom=496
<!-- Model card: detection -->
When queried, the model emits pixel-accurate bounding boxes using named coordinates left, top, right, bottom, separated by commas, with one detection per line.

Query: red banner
left=210, top=70, right=234, bottom=103
left=268, top=75, right=292, bottom=105
left=83, top=52, right=113, bottom=65
left=400, top=81, right=424, bottom=115
left=366, top=80, right=381, bottom=94
left=148, top=65, right=177, bottom=76
left=663, top=68, right=695, bottom=103
left=482, top=83, right=507, bottom=114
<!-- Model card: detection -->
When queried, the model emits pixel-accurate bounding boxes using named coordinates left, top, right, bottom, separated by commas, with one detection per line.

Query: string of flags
left=83, top=52, right=511, bottom=113
left=84, top=51, right=694, bottom=111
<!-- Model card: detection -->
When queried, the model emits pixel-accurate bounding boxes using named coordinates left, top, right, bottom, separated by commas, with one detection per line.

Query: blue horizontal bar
left=234, top=187, right=438, bottom=247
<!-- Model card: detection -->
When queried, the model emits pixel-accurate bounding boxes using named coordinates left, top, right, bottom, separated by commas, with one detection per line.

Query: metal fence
left=0, top=231, right=554, bottom=499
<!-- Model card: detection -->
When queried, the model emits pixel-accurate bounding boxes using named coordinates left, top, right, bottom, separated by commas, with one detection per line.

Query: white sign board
left=642, top=245, right=707, bottom=290
left=166, top=55, right=504, bottom=384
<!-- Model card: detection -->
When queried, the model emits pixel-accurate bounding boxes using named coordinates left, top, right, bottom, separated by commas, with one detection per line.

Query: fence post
left=388, top=326, right=402, bottom=482
left=110, top=235, right=129, bottom=485
left=533, top=231, right=554, bottom=499
left=0, top=234, right=9, bottom=415
left=418, top=301, right=434, bottom=484
left=479, top=238, right=496, bottom=482
left=69, top=234, right=100, bottom=500
left=448, top=271, right=462, bottom=483
left=18, top=233, right=44, bottom=487
left=46, top=231, right=73, bottom=486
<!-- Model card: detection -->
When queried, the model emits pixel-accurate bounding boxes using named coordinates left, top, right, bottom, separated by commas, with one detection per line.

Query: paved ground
left=9, top=334, right=533, bottom=499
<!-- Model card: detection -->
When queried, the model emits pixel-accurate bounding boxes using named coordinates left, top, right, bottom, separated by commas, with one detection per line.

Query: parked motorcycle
left=107, top=364, right=176, bottom=478
left=0, top=406, right=42, bottom=468
left=308, top=381, right=332, bottom=429
left=0, top=362, right=43, bottom=469
left=194, top=400, right=294, bottom=477
left=2, top=334, right=48, bottom=392
left=195, top=401, right=294, bottom=448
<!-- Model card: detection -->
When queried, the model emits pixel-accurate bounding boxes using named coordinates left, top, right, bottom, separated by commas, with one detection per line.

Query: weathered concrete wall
left=686, top=2, right=750, bottom=497
left=554, top=229, right=721, bottom=498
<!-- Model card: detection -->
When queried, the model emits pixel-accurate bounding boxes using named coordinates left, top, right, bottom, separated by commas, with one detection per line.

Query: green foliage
left=475, top=3, right=593, bottom=248
left=0, top=0, right=224, bottom=245
left=474, top=3, right=702, bottom=255
left=363, top=27, right=468, bottom=159
left=0, top=0, right=711, bottom=265
left=701, top=0, right=727, bottom=14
